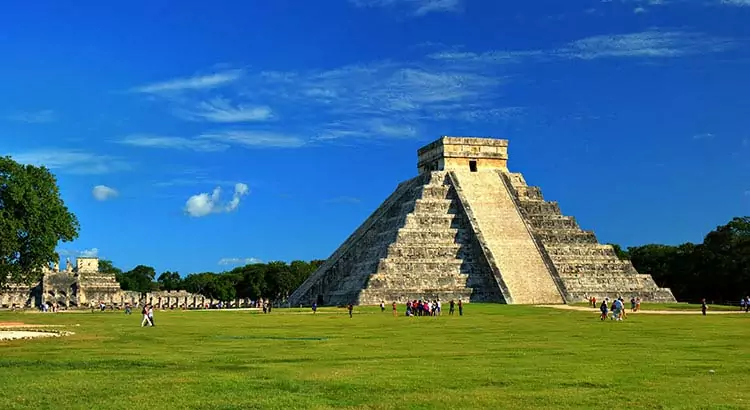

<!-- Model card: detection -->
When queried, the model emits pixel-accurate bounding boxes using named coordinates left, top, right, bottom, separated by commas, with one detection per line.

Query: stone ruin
left=0, top=256, right=215, bottom=309
left=289, top=136, right=676, bottom=306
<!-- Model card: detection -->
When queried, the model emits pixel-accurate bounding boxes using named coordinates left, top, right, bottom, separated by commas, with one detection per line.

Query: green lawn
left=571, top=302, right=742, bottom=311
left=1, top=305, right=749, bottom=409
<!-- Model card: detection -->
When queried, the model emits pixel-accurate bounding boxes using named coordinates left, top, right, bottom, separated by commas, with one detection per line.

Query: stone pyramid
left=289, top=137, right=675, bottom=306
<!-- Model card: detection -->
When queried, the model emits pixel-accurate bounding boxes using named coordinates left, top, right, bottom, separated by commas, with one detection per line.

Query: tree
left=0, top=157, right=79, bottom=288
left=119, top=265, right=157, bottom=293
left=157, top=271, right=182, bottom=291
left=99, top=259, right=123, bottom=276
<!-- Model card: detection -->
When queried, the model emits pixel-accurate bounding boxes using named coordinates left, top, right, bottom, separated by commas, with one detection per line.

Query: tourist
left=741, top=298, right=746, bottom=311
left=701, top=298, right=708, bottom=316
left=436, top=300, right=442, bottom=316
left=599, top=299, right=608, bottom=320
left=630, top=297, right=636, bottom=311
left=592, top=296, right=596, bottom=308
left=635, top=297, right=641, bottom=312
left=392, top=301, right=397, bottom=317
left=745, top=296, right=749, bottom=313
left=458, top=299, right=463, bottom=316
left=380, top=301, right=385, bottom=313
left=148, top=305, right=155, bottom=326
left=312, top=302, right=317, bottom=314
left=347, top=304, right=353, bottom=318
left=141, top=305, right=152, bottom=327
left=449, top=300, right=455, bottom=315
left=406, top=300, right=412, bottom=316
left=124, top=304, right=132, bottom=315
left=423, top=301, right=431, bottom=317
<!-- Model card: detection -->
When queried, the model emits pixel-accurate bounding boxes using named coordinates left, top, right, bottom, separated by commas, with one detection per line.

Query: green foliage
left=0, top=157, right=79, bottom=288
left=621, top=216, right=750, bottom=303
left=157, top=271, right=182, bottom=291
left=607, top=243, right=630, bottom=260
left=118, top=265, right=157, bottom=293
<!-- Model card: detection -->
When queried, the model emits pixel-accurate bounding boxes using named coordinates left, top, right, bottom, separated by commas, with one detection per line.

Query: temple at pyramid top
left=289, top=135, right=675, bottom=307
left=417, top=136, right=510, bottom=174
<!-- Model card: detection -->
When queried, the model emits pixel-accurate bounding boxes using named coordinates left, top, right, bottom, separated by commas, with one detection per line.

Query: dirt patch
left=0, top=322, right=26, bottom=326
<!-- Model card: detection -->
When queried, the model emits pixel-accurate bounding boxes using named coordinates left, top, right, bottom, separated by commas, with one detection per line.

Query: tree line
left=609, top=216, right=750, bottom=304
left=100, top=259, right=325, bottom=302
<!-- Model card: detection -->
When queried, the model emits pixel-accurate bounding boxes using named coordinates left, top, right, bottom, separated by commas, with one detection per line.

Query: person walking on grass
left=312, top=302, right=317, bottom=314
left=380, top=301, right=385, bottom=313
left=141, top=305, right=152, bottom=327
left=599, top=299, right=608, bottom=321
left=148, top=305, right=155, bottom=326
left=392, top=301, right=397, bottom=317
left=741, top=297, right=746, bottom=312
left=449, top=300, right=455, bottom=315
left=701, top=299, right=708, bottom=316
left=458, top=299, right=463, bottom=316
left=347, top=303, right=353, bottom=318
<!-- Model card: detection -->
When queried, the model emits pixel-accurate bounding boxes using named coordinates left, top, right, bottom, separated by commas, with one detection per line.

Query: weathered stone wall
left=504, top=172, right=676, bottom=303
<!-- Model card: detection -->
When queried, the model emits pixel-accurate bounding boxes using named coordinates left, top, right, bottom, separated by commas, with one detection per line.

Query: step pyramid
left=289, top=136, right=675, bottom=306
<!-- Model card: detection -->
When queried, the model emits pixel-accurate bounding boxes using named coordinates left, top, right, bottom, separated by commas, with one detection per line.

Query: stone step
left=549, top=255, right=625, bottom=264
left=367, top=276, right=470, bottom=290
left=543, top=245, right=617, bottom=258
left=533, top=230, right=598, bottom=244
left=525, top=216, right=579, bottom=230
left=408, top=198, right=459, bottom=214
left=387, top=244, right=462, bottom=259
left=420, top=186, right=455, bottom=199
left=377, top=259, right=464, bottom=274
left=395, top=229, right=461, bottom=244
left=403, top=214, right=464, bottom=230
left=518, top=201, right=561, bottom=216
left=554, top=262, right=634, bottom=274
left=514, top=186, right=544, bottom=201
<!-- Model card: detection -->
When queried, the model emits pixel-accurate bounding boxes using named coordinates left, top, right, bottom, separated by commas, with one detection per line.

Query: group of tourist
left=140, top=304, right=155, bottom=327
left=598, top=297, right=632, bottom=321
left=589, top=296, right=642, bottom=312
left=401, top=299, right=463, bottom=316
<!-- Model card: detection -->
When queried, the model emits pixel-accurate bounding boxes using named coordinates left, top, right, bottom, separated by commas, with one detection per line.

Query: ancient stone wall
left=504, top=172, right=676, bottom=302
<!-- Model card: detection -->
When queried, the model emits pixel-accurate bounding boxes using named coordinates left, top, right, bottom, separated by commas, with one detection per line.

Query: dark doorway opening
left=469, top=160, right=477, bottom=172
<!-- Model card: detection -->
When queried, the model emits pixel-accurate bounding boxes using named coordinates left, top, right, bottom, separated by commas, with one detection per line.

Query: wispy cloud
left=218, top=257, right=263, bottom=266
left=349, top=0, right=462, bottom=15
left=560, top=31, right=736, bottom=59
left=92, top=185, right=119, bottom=201
left=175, top=97, right=274, bottom=123
left=5, top=110, right=57, bottom=123
left=185, top=183, right=250, bottom=217
left=200, top=130, right=307, bottom=148
left=58, top=248, right=100, bottom=258
left=130, top=69, right=244, bottom=94
left=431, top=31, right=736, bottom=64
left=117, top=134, right=229, bottom=152
left=9, top=150, right=132, bottom=175
left=324, top=196, right=362, bottom=204
left=719, top=0, right=750, bottom=6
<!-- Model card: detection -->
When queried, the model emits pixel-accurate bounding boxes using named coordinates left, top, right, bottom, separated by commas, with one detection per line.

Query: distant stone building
left=0, top=256, right=211, bottom=309
left=289, top=136, right=676, bottom=306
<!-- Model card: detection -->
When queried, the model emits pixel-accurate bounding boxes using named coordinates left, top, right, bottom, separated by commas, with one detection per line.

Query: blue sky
left=2, top=0, right=749, bottom=275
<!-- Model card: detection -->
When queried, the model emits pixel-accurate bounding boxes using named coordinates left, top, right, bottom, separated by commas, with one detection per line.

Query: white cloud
left=634, top=6, right=647, bottom=13
left=176, top=97, right=273, bottom=123
left=9, top=150, right=132, bottom=175
left=117, top=134, right=229, bottom=152
left=218, top=257, right=263, bottom=266
left=80, top=248, right=99, bottom=258
left=92, top=185, right=119, bottom=201
left=720, top=0, right=750, bottom=5
left=130, top=69, right=244, bottom=94
left=5, top=110, right=57, bottom=123
left=349, top=0, right=462, bottom=15
left=185, top=183, right=250, bottom=217
left=57, top=248, right=99, bottom=258
left=560, top=31, right=736, bottom=59
left=200, top=130, right=306, bottom=148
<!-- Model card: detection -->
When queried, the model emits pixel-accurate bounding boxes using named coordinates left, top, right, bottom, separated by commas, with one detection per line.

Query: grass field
left=570, top=302, right=743, bottom=312
left=1, top=305, right=749, bottom=409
